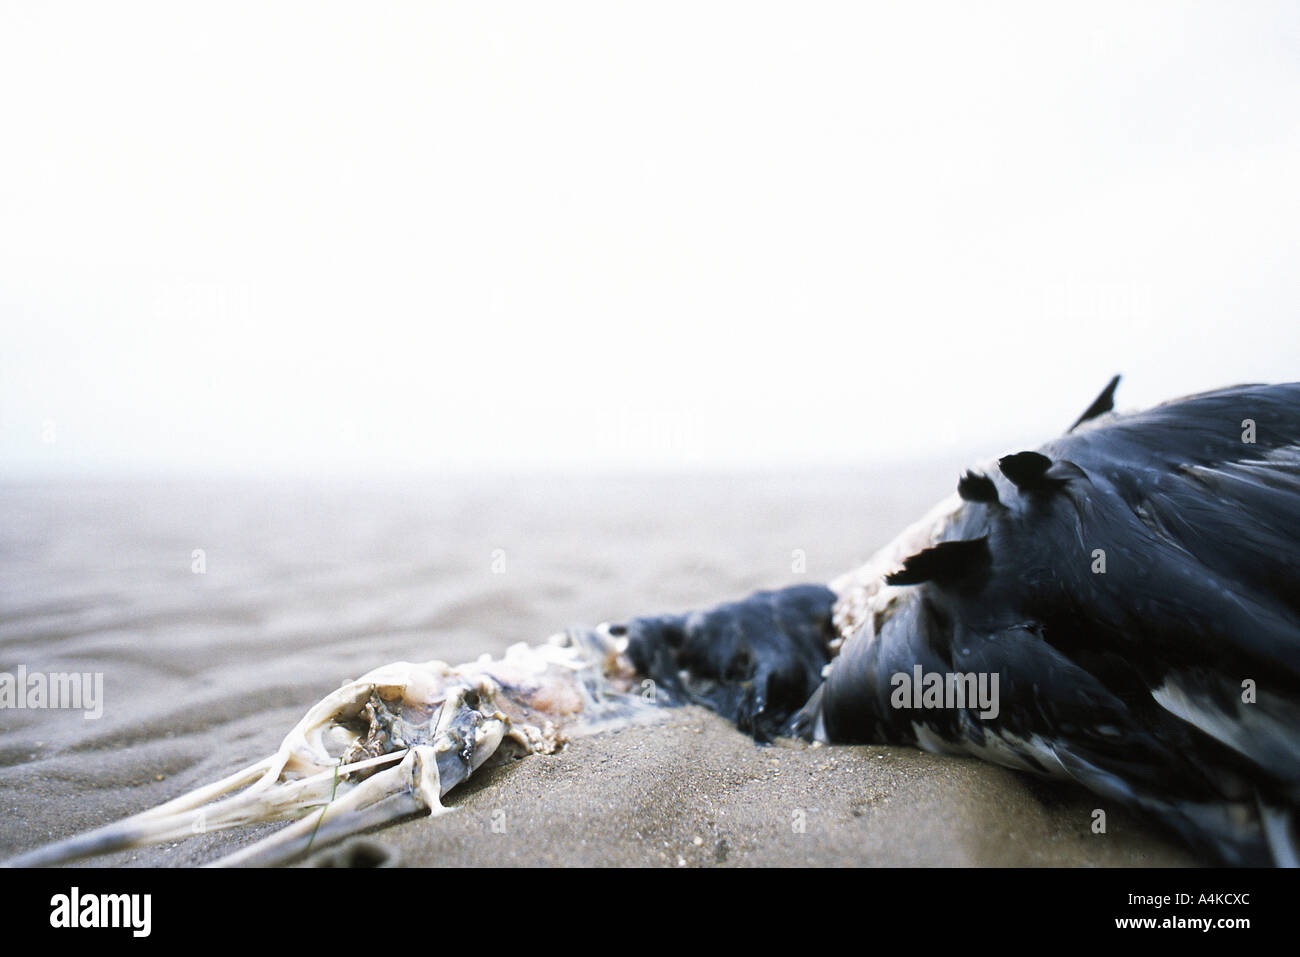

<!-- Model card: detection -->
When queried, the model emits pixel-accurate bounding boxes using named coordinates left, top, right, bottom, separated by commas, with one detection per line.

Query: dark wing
left=808, top=382, right=1300, bottom=864
left=620, top=584, right=837, bottom=743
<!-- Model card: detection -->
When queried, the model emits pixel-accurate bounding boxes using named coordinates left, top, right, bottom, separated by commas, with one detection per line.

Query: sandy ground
left=369, top=707, right=1195, bottom=868
left=0, top=468, right=1199, bottom=866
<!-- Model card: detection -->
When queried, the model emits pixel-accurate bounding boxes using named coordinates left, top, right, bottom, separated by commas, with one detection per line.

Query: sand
left=0, top=468, right=1198, bottom=866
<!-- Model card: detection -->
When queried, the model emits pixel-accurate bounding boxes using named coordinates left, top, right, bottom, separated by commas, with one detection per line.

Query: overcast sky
left=2, top=2, right=1298, bottom=477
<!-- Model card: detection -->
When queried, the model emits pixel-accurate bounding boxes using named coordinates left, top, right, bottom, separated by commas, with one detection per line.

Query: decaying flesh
left=6, top=626, right=650, bottom=868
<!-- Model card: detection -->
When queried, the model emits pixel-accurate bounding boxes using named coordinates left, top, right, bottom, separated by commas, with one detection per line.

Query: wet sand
left=0, top=468, right=1199, bottom=866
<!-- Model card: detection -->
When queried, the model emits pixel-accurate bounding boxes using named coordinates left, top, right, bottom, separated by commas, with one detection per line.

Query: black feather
left=1069, top=374, right=1121, bottom=431
left=886, top=538, right=991, bottom=588
left=998, top=450, right=1058, bottom=490
left=957, top=470, right=999, bottom=503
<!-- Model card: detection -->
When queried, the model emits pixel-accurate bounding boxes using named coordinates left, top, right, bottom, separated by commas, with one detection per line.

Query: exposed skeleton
left=5, top=626, right=651, bottom=867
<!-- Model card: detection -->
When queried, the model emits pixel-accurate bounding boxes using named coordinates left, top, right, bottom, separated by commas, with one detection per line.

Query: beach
left=0, top=468, right=1197, bottom=866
